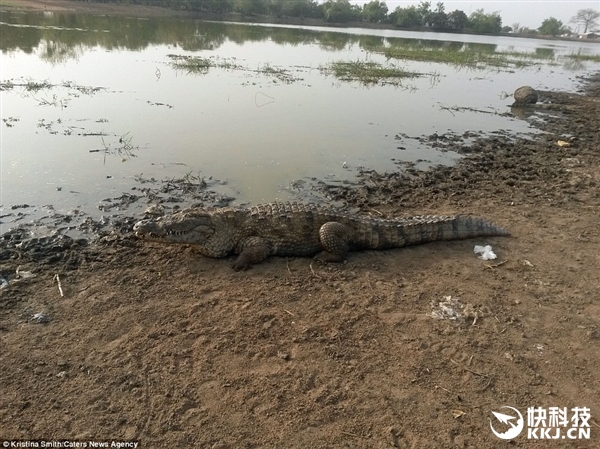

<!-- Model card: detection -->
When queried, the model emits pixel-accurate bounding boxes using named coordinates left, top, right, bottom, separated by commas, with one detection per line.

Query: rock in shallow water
left=513, top=86, right=538, bottom=106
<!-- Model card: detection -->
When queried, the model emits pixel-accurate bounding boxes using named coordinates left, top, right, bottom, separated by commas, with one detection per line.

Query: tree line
left=74, top=0, right=600, bottom=36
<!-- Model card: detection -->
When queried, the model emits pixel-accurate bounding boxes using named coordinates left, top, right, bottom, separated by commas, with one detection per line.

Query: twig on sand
left=484, top=259, right=508, bottom=270
left=53, top=274, right=64, bottom=297
left=435, top=385, right=455, bottom=394
left=450, top=358, right=488, bottom=377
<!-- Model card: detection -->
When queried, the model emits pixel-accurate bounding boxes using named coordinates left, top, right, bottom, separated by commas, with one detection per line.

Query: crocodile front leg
left=233, top=236, right=274, bottom=271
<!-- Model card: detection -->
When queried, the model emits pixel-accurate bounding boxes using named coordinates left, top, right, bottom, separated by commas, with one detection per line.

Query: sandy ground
left=1, top=2, right=600, bottom=448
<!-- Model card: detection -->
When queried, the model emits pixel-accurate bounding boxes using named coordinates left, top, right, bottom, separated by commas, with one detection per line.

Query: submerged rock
left=513, top=86, right=538, bottom=106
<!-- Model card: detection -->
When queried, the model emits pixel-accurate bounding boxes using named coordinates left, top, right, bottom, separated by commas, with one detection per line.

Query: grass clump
left=0, top=79, right=53, bottom=92
left=322, top=60, right=425, bottom=86
left=0, top=78, right=105, bottom=94
left=258, top=62, right=299, bottom=83
left=168, top=55, right=215, bottom=74
left=564, top=53, right=600, bottom=62
left=379, top=46, right=554, bottom=69
left=167, top=54, right=245, bottom=74
left=167, top=55, right=299, bottom=83
left=24, top=80, right=54, bottom=92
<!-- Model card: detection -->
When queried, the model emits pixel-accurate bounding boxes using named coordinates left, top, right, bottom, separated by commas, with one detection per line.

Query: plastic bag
left=474, top=245, right=497, bottom=260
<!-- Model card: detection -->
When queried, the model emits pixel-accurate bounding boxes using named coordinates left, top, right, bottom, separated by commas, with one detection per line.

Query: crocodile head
left=133, top=210, right=215, bottom=245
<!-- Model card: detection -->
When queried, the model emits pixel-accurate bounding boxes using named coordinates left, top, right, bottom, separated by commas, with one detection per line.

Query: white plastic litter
left=430, top=296, right=463, bottom=320
left=474, top=245, right=497, bottom=260
left=31, top=312, right=50, bottom=324
left=429, top=296, right=482, bottom=324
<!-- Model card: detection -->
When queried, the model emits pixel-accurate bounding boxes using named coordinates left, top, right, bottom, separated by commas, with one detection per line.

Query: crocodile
left=133, top=202, right=509, bottom=270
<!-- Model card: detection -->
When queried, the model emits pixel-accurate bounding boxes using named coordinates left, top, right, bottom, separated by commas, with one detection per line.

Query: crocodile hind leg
left=314, top=221, right=351, bottom=263
left=233, top=236, right=273, bottom=271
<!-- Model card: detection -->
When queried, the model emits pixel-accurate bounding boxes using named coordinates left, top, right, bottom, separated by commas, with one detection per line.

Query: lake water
left=1, top=10, right=599, bottom=235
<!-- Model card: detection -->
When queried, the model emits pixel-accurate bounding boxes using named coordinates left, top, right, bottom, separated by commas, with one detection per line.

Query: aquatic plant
left=321, top=60, right=426, bottom=86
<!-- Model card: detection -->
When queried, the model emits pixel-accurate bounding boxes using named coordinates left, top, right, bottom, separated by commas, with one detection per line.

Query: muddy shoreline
left=319, top=80, right=600, bottom=210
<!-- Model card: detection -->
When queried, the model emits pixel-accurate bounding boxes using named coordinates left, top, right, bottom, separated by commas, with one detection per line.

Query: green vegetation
left=98, top=132, right=139, bottom=162
left=70, top=0, right=599, bottom=36
left=321, top=0, right=360, bottom=23
left=468, top=9, right=501, bottom=33
left=0, top=79, right=105, bottom=94
left=167, top=55, right=299, bottom=83
left=378, top=45, right=554, bottom=69
left=0, top=79, right=53, bottom=92
left=167, top=54, right=233, bottom=73
left=361, top=1, right=388, bottom=23
left=2, top=117, right=20, bottom=127
left=321, top=60, right=426, bottom=86
left=538, top=17, right=570, bottom=36
left=258, top=62, right=299, bottom=83
left=565, top=53, right=600, bottom=62
left=169, top=44, right=563, bottom=88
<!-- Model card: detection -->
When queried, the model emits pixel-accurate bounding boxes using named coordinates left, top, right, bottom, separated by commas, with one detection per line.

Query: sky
left=351, top=1, right=600, bottom=30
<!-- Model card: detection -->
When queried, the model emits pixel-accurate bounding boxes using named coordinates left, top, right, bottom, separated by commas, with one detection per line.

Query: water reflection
left=2, top=10, right=586, bottom=65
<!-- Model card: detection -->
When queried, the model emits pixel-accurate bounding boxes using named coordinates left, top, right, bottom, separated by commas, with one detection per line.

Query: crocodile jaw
left=133, top=212, right=215, bottom=245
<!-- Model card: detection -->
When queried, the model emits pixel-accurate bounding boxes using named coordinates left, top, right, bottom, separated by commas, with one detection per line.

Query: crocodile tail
left=362, top=215, right=509, bottom=249
left=448, top=215, right=510, bottom=239
left=399, top=215, right=509, bottom=246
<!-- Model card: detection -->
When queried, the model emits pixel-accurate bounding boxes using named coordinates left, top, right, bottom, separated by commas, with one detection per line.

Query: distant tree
left=512, top=22, right=521, bottom=33
left=321, top=0, right=360, bottom=23
left=501, top=25, right=513, bottom=33
left=520, top=27, right=538, bottom=36
left=570, top=8, right=600, bottom=33
left=418, top=1, right=432, bottom=24
left=427, top=2, right=448, bottom=29
left=268, top=0, right=319, bottom=18
left=561, top=27, right=573, bottom=36
left=390, top=1, right=433, bottom=28
left=361, top=0, right=388, bottom=23
left=200, top=0, right=232, bottom=12
left=391, top=5, right=423, bottom=27
left=468, top=9, right=502, bottom=33
left=538, top=17, right=563, bottom=36
left=447, top=10, right=469, bottom=31
left=233, top=0, right=267, bottom=15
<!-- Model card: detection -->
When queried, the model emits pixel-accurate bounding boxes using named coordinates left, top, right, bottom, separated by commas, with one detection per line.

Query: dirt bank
left=1, top=7, right=600, bottom=444
left=0, top=0, right=183, bottom=17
